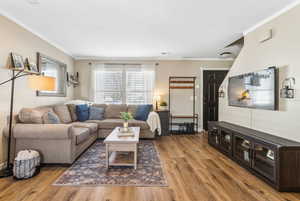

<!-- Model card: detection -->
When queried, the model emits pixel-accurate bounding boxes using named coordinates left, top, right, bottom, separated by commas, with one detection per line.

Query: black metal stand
left=0, top=70, right=31, bottom=178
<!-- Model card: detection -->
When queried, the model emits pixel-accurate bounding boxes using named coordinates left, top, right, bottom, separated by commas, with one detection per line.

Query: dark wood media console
left=208, top=121, right=300, bottom=192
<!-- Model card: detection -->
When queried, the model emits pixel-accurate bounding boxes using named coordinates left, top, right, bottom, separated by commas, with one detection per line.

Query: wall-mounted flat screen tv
left=228, top=67, right=277, bottom=110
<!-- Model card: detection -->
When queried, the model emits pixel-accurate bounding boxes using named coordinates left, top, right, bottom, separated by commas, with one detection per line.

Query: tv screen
left=228, top=67, right=277, bottom=110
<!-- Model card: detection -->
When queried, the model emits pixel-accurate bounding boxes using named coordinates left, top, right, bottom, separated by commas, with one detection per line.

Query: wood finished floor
left=0, top=135, right=300, bottom=201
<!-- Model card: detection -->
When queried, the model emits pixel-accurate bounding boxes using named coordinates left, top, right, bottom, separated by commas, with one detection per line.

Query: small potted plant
left=159, top=101, right=168, bottom=110
left=120, top=112, right=133, bottom=131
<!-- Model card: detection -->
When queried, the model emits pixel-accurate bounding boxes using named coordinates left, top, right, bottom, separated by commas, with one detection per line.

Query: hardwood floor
left=1, top=135, right=300, bottom=201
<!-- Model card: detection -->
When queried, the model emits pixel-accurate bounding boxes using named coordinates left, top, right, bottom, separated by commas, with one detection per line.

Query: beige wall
left=74, top=59, right=233, bottom=126
left=219, top=5, right=300, bottom=141
left=0, top=15, right=75, bottom=163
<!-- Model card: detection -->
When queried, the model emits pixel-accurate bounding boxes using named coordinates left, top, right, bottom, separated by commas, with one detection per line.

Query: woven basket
left=13, top=150, right=40, bottom=179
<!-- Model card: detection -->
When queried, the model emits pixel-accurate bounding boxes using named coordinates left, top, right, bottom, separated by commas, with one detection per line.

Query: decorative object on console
left=280, top=77, right=295, bottom=99
left=66, top=72, right=79, bottom=87
left=10, top=53, right=25, bottom=70
left=0, top=58, right=55, bottom=178
left=267, top=150, right=275, bottom=160
left=159, top=101, right=168, bottom=110
left=120, top=112, right=133, bottom=132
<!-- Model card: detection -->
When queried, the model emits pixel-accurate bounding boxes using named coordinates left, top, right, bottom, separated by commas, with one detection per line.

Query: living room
left=1, top=0, right=300, bottom=201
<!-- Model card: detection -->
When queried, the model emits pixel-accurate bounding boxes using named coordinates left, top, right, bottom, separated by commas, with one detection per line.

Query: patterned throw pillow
left=134, top=104, right=153, bottom=121
left=67, top=104, right=77, bottom=122
left=76, top=104, right=90, bottom=122
left=89, top=106, right=105, bottom=120
left=42, top=111, right=61, bottom=124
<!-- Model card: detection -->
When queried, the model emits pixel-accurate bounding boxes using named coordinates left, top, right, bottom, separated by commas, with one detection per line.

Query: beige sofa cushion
left=127, top=105, right=138, bottom=117
left=12, top=124, right=73, bottom=139
left=70, top=122, right=98, bottom=133
left=105, top=104, right=127, bottom=119
left=94, top=119, right=149, bottom=130
left=92, top=104, right=107, bottom=109
left=19, top=107, right=53, bottom=124
left=72, top=127, right=90, bottom=145
left=66, top=104, right=77, bottom=122
left=53, top=105, right=72, bottom=123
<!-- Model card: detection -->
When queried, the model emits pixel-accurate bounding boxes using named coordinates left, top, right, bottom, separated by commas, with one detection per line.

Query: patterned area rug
left=53, top=140, right=167, bottom=186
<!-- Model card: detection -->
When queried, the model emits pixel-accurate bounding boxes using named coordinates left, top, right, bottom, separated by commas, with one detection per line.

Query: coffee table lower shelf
left=107, top=152, right=136, bottom=168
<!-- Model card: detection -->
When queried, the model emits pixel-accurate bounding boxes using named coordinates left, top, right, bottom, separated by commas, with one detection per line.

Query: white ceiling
left=0, top=0, right=299, bottom=59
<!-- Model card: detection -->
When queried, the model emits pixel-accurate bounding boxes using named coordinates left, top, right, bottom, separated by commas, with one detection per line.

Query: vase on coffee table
left=123, top=121, right=129, bottom=132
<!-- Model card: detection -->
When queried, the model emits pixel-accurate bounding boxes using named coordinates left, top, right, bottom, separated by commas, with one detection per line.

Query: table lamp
left=154, top=94, right=161, bottom=111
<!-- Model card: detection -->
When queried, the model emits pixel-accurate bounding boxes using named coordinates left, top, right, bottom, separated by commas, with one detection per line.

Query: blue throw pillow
left=76, top=104, right=89, bottom=122
left=89, top=106, right=105, bottom=120
left=43, top=111, right=61, bottom=124
left=134, top=104, right=153, bottom=121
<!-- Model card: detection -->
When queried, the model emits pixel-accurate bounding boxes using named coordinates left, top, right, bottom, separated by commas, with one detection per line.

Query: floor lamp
left=0, top=70, right=55, bottom=178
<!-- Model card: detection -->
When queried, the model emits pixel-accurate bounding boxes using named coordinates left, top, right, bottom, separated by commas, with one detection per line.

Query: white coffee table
left=104, top=127, right=140, bottom=169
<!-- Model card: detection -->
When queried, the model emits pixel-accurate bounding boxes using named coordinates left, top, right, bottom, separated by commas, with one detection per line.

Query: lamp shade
left=154, top=95, right=161, bottom=101
left=28, top=75, right=55, bottom=91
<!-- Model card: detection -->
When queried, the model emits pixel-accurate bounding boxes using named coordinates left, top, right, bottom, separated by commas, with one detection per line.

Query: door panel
left=203, top=70, right=228, bottom=130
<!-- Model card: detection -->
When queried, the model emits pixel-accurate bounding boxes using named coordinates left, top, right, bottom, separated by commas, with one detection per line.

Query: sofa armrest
left=10, top=124, right=73, bottom=140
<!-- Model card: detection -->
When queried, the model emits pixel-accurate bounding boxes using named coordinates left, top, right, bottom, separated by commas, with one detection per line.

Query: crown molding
left=0, top=9, right=74, bottom=57
left=243, top=1, right=300, bottom=35
left=74, top=56, right=234, bottom=61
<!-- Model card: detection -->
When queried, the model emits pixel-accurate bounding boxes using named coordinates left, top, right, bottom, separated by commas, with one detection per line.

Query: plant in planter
left=159, top=101, right=168, bottom=110
left=120, top=112, right=133, bottom=131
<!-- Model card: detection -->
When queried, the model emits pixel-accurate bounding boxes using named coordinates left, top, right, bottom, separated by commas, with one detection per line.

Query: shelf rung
left=170, top=86, right=194, bottom=89
left=170, top=81, right=195, bottom=84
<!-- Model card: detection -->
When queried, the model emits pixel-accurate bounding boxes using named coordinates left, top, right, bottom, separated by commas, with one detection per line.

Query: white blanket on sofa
left=147, top=112, right=161, bottom=135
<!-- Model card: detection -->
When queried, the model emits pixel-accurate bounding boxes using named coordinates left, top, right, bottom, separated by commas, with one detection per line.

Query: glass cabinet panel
left=219, top=129, right=232, bottom=153
left=252, top=143, right=276, bottom=182
left=233, top=136, right=251, bottom=166
left=208, top=127, right=219, bottom=147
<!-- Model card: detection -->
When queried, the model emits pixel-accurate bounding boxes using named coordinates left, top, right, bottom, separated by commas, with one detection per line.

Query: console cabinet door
left=219, top=128, right=232, bottom=155
left=233, top=134, right=252, bottom=167
left=208, top=126, right=220, bottom=148
left=252, top=142, right=277, bottom=183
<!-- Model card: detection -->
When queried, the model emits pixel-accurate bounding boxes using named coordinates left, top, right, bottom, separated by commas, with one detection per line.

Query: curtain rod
left=88, top=62, right=159, bottom=66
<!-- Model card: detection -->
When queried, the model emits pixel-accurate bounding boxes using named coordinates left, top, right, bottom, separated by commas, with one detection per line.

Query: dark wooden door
left=203, top=70, right=228, bottom=130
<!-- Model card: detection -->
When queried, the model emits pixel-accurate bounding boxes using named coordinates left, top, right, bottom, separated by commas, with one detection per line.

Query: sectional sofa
left=4, top=104, right=155, bottom=165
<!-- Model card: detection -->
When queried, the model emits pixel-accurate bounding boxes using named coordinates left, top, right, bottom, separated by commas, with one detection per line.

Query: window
left=92, top=64, right=155, bottom=104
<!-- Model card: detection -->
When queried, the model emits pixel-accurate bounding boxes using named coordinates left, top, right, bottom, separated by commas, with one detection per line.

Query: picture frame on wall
left=10, top=53, right=25, bottom=70
left=25, top=58, right=39, bottom=74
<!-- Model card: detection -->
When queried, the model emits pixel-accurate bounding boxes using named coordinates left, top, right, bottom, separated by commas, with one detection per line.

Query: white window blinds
left=92, top=64, right=155, bottom=104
